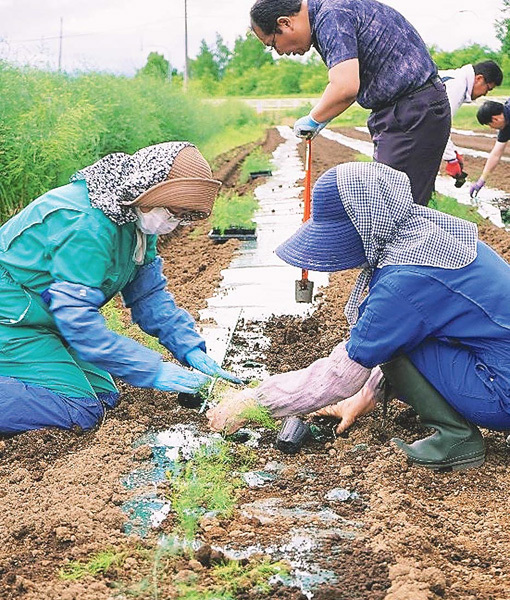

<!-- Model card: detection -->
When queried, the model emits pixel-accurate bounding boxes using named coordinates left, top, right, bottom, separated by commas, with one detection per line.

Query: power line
left=5, top=14, right=232, bottom=45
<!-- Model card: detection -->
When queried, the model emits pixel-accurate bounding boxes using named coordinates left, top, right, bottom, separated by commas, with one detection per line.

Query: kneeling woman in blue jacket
left=0, top=142, right=239, bottom=433
left=208, top=162, right=510, bottom=471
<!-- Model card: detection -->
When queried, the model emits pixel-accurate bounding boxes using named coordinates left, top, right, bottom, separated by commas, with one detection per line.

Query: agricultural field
left=1, top=125, right=510, bottom=600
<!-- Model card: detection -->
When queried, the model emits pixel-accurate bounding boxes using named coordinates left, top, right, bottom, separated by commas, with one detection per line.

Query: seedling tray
left=208, top=227, right=257, bottom=243
left=249, top=170, right=272, bottom=181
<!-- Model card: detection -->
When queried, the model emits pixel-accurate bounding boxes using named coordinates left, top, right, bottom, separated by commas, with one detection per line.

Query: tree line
left=139, top=6, right=510, bottom=96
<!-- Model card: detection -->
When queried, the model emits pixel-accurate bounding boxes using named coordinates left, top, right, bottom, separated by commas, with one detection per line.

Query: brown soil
left=1, top=126, right=510, bottom=600
left=332, top=124, right=510, bottom=193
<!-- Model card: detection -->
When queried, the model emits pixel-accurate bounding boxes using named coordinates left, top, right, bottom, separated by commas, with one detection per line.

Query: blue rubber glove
left=293, top=114, right=328, bottom=139
left=44, top=281, right=161, bottom=387
left=122, top=257, right=206, bottom=364
left=153, top=362, right=210, bottom=394
left=185, top=348, right=242, bottom=384
left=469, top=178, right=485, bottom=198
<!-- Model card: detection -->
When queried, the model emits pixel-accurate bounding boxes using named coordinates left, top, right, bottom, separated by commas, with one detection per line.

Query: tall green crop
left=0, top=63, right=264, bottom=224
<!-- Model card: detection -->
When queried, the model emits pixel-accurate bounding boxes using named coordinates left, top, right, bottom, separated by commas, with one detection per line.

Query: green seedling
left=211, top=557, right=290, bottom=595
left=238, top=404, right=278, bottom=430
left=188, top=225, right=204, bottom=240
left=210, top=191, right=259, bottom=234
left=429, top=191, right=482, bottom=224
left=176, top=588, right=234, bottom=600
left=207, top=378, right=242, bottom=404
left=59, top=549, right=127, bottom=581
left=175, top=557, right=290, bottom=599
left=240, top=148, right=273, bottom=184
left=170, top=441, right=244, bottom=539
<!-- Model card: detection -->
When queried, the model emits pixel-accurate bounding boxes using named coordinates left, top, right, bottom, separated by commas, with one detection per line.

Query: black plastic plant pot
left=500, top=208, right=510, bottom=226
left=249, top=170, right=273, bottom=181
left=276, top=416, right=311, bottom=454
left=177, top=392, right=204, bottom=409
left=454, top=171, right=468, bottom=188
left=208, top=228, right=257, bottom=243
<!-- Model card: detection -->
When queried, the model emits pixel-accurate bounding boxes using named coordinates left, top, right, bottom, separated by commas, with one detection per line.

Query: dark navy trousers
left=368, top=79, right=451, bottom=206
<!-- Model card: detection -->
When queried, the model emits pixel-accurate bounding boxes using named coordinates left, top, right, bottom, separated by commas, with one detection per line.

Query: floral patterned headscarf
left=70, top=142, right=191, bottom=225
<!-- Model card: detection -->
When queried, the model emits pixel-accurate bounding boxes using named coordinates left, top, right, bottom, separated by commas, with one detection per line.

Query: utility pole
left=183, top=0, right=189, bottom=91
left=57, top=17, right=63, bottom=71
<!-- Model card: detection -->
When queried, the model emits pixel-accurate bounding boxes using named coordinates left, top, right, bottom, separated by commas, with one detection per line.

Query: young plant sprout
left=240, top=148, right=273, bottom=183
left=210, top=191, right=259, bottom=235
left=210, top=380, right=278, bottom=432
left=238, top=403, right=278, bottom=430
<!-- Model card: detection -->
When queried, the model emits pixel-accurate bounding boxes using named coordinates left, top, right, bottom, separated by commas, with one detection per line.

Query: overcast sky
left=0, top=0, right=504, bottom=75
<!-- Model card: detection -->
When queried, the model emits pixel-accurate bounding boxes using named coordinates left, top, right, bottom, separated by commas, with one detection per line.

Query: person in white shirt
left=440, top=61, right=503, bottom=186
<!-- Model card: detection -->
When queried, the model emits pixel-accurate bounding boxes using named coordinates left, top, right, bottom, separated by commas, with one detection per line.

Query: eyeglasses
left=269, top=29, right=278, bottom=52
left=484, top=78, right=496, bottom=93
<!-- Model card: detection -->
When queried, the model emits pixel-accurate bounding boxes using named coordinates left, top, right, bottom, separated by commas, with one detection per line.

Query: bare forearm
left=482, top=143, right=506, bottom=181
left=311, top=83, right=356, bottom=123
left=310, top=59, right=359, bottom=124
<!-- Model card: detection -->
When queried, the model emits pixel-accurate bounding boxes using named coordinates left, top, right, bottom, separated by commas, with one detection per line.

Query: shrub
left=0, top=64, right=264, bottom=223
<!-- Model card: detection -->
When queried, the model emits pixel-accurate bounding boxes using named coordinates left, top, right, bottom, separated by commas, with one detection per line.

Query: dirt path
left=1, top=127, right=510, bottom=600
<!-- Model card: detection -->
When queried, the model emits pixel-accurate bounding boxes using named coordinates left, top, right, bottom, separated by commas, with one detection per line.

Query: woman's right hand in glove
left=153, top=362, right=210, bottom=394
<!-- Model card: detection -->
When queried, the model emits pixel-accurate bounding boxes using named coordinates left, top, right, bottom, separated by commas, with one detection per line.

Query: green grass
left=170, top=442, right=244, bottom=539
left=210, top=191, right=259, bottom=234
left=239, top=148, right=273, bottom=184
left=187, top=225, right=205, bottom=240
left=176, top=590, right=234, bottom=600
left=282, top=101, right=371, bottom=127
left=451, top=105, right=487, bottom=131
left=201, top=123, right=268, bottom=168
left=59, top=549, right=127, bottom=581
left=331, top=104, right=371, bottom=128
left=0, top=65, right=269, bottom=224
left=176, top=557, right=290, bottom=599
left=354, top=152, right=372, bottom=162
left=429, top=191, right=483, bottom=223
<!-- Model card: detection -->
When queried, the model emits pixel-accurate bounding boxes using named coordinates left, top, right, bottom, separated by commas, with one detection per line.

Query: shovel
left=295, top=137, right=314, bottom=303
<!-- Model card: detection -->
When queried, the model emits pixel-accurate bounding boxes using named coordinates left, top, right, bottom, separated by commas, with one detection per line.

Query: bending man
left=250, top=0, right=450, bottom=205
left=470, top=99, right=510, bottom=198
left=440, top=60, right=502, bottom=186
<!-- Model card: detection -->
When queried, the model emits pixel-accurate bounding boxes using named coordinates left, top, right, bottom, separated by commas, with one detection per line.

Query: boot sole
left=407, top=455, right=485, bottom=472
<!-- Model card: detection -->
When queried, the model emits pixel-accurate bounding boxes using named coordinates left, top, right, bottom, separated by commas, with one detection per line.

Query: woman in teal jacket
left=0, top=142, right=238, bottom=433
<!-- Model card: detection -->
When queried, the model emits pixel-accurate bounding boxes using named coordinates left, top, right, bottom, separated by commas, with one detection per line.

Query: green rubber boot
left=380, top=355, right=485, bottom=471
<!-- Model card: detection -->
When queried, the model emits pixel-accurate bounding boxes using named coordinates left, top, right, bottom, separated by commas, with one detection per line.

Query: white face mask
left=134, top=207, right=181, bottom=235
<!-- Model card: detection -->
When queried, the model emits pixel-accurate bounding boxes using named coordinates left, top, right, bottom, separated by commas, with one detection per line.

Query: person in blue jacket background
left=0, top=141, right=240, bottom=434
left=208, top=161, right=510, bottom=471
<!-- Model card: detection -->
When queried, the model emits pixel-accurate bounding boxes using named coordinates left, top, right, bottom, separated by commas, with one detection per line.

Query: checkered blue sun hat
left=277, top=162, right=477, bottom=326
left=275, top=166, right=366, bottom=272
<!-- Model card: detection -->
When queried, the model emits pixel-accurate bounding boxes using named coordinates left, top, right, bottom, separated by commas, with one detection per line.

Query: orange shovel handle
left=302, top=138, right=312, bottom=281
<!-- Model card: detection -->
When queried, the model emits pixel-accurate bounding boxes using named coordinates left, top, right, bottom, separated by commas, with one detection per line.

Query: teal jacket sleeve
left=43, top=281, right=162, bottom=387
left=121, top=257, right=206, bottom=365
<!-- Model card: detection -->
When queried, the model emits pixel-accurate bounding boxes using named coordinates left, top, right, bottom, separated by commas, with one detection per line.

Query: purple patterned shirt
left=308, top=0, right=437, bottom=110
